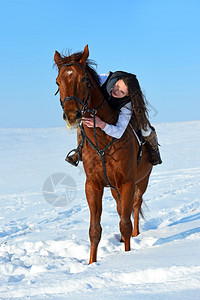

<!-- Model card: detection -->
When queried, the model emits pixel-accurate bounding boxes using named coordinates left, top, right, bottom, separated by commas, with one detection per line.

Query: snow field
left=0, top=121, right=200, bottom=299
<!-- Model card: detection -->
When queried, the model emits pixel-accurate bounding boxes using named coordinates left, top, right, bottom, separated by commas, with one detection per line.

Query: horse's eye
left=81, top=77, right=86, bottom=83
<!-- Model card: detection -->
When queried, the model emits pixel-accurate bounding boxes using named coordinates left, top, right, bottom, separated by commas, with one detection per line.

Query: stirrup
left=65, top=149, right=80, bottom=167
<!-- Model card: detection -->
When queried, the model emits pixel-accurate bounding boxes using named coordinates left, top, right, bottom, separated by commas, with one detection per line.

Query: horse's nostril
left=75, top=111, right=82, bottom=119
left=63, top=112, right=67, bottom=121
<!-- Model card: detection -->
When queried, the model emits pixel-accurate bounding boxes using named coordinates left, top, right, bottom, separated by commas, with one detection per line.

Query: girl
left=66, top=71, right=162, bottom=166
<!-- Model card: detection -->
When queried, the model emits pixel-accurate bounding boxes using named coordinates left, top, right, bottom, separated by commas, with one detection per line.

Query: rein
left=80, top=120, right=116, bottom=190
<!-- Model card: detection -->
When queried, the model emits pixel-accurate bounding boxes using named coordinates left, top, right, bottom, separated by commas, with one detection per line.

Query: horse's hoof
left=120, top=236, right=125, bottom=243
left=132, top=231, right=140, bottom=237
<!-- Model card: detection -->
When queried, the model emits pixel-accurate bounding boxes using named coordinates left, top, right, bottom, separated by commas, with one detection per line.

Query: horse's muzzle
left=63, top=110, right=82, bottom=129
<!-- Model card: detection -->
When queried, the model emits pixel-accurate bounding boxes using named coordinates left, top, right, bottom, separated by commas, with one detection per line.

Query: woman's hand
left=82, top=115, right=106, bottom=129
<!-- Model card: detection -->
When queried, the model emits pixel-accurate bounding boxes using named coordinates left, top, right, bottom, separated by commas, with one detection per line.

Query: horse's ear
left=54, top=51, right=61, bottom=66
left=80, top=45, right=89, bottom=66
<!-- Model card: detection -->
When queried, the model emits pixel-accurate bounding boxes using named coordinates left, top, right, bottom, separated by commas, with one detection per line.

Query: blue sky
left=0, top=0, right=199, bottom=128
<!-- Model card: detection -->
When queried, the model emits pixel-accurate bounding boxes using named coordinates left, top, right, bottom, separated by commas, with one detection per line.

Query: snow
left=0, top=121, right=200, bottom=299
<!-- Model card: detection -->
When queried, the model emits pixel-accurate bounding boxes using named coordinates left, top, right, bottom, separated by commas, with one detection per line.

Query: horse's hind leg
left=85, top=179, right=103, bottom=264
left=132, top=175, right=150, bottom=237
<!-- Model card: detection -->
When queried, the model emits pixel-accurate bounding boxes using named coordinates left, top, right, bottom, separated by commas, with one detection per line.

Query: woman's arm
left=102, top=103, right=132, bottom=139
left=82, top=102, right=132, bottom=139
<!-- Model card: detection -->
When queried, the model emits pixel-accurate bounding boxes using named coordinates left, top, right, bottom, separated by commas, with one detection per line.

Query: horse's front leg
left=85, top=179, right=103, bottom=264
left=119, top=182, right=135, bottom=251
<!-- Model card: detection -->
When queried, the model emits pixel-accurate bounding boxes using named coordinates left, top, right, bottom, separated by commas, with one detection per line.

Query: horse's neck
left=88, top=77, right=118, bottom=125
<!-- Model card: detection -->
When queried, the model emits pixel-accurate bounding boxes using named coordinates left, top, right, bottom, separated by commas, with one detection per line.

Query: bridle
left=55, top=62, right=93, bottom=113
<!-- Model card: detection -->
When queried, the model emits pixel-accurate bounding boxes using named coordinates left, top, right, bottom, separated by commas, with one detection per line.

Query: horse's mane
left=54, top=50, right=101, bottom=87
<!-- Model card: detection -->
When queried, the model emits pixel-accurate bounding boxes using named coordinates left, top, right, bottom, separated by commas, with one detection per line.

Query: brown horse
left=54, top=45, right=152, bottom=264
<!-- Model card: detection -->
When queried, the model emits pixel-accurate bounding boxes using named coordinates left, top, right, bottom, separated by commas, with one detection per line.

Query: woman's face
left=111, top=79, right=129, bottom=98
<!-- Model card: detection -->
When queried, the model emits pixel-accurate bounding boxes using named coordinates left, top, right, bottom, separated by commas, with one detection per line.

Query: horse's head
left=54, top=45, right=90, bottom=129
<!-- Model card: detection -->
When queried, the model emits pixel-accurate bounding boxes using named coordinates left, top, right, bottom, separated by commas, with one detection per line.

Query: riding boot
left=143, top=129, right=162, bottom=165
left=65, top=126, right=83, bottom=166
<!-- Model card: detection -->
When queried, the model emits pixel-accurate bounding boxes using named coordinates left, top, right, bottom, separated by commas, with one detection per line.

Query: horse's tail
left=131, top=196, right=146, bottom=220
left=139, top=203, right=145, bottom=219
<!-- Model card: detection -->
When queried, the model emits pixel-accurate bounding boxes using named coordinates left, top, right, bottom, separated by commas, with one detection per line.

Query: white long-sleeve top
left=102, top=102, right=132, bottom=139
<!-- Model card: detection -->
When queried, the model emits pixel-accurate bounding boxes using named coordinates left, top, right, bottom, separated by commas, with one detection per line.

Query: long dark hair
left=123, top=74, right=150, bottom=131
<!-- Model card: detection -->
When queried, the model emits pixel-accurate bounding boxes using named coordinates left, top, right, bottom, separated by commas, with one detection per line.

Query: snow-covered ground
left=0, top=121, right=200, bottom=299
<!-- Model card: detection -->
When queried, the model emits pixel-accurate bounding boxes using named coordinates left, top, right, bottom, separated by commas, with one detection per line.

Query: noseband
left=56, top=62, right=92, bottom=112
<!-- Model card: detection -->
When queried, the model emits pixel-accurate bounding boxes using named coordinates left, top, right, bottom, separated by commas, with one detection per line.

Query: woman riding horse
left=66, top=71, right=162, bottom=166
